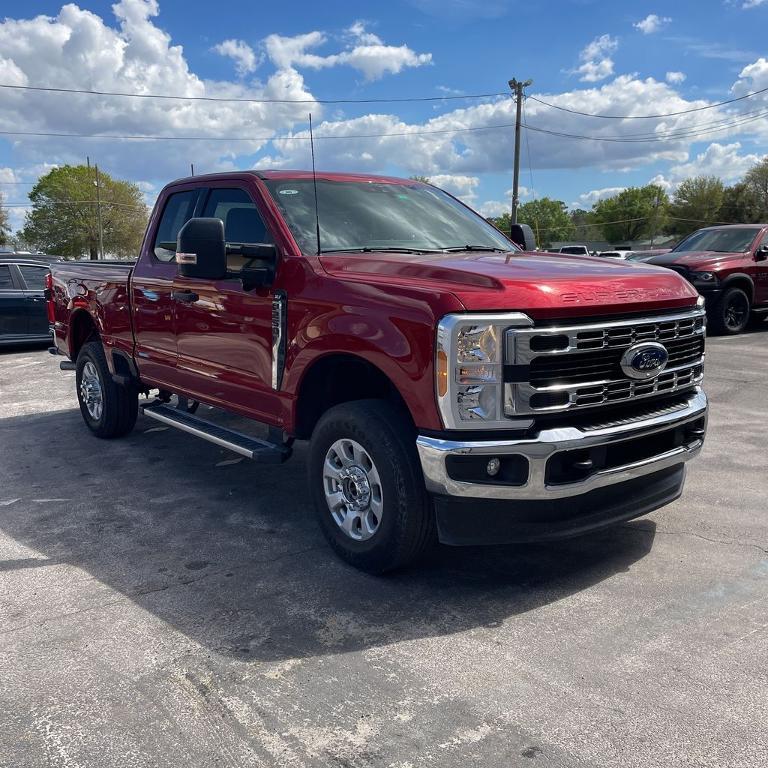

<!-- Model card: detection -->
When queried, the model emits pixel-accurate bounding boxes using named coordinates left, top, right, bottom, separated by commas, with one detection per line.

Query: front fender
left=282, top=285, right=463, bottom=432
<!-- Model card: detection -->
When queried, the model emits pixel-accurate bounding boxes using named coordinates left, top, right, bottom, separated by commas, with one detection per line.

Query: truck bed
left=50, top=260, right=136, bottom=361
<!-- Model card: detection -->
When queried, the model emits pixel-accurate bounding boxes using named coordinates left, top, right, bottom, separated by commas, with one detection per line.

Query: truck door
left=754, top=229, right=768, bottom=306
left=0, top=264, right=29, bottom=340
left=131, top=188, right=201, bottom=389
left=17, top=263, right=51, bottom=337
left=171, top=185, right=281, bottom=421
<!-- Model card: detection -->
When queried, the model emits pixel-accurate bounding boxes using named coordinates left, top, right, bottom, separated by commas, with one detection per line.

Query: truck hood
left=647, top=250, right=744, bottom=271
left=319, top=250, right=698, bottom=319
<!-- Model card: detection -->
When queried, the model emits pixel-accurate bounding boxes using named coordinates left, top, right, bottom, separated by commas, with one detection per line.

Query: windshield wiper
left=319, top=247, right=443, bottom=254
left=441, top=245, right=508, bottom=252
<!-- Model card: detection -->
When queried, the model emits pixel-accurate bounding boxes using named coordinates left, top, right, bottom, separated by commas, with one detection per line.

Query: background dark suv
left=0, top=255, right=56, bottom=346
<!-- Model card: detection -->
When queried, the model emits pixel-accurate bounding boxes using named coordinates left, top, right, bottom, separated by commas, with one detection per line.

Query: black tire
left=708, top=287, right=751, bottom=335
left=75, top=340, right=138, bottom=438
left=308, top=399, right=434, bottom=574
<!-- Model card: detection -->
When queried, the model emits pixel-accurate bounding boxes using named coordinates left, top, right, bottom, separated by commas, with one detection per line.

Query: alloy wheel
left=323, top=438, right=384, bottom=541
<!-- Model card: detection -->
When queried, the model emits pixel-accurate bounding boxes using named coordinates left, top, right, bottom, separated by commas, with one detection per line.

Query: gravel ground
left=0, top=327, right=766, bottom=768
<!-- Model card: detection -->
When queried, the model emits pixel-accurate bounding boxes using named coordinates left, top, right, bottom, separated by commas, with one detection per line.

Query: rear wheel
left=76, top=340, right=138, bottom=438
left=709, top=287, right=751, bottom=335
left=308, top=400, right=433, bottom=573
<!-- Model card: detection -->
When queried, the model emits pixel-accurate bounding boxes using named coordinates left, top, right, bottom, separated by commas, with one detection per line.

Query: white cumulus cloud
left=264, top=22, right=432, bottom=81
left=666, top=71, right=686, bottom=84
left=669, top=142, right=766, bottom=182
left=0, top=0, right=320, bottom=182
left=427, top=174, right=480, bottom=202
left=572, top=186, right=626, bottom=209
left=574, top=35, right=618, bottom=82
left=634, top=14, right=672, bottom=34
left=257, top=75, right=737, bottom=180
left=213, top=39, right=260, bottom=76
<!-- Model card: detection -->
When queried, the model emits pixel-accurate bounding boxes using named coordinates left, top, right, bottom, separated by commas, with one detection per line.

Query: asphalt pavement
left=0, top=326, right=766, bottom=767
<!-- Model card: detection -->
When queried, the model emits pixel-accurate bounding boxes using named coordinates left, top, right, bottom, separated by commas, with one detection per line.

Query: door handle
left=171, top=290, right=199, bottom=303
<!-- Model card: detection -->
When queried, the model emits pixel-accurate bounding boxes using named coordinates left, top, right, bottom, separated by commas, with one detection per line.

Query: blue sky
left=1, top=0, right=767, bottom=229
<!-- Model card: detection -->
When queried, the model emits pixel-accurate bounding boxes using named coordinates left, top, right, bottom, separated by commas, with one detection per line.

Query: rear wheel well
left=69, top=311, right=98, bottom=359
left=295, top=355, right=412, bottom=440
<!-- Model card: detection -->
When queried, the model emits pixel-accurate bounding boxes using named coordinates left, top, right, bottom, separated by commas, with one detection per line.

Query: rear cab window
left=0, top=264, right=15, bottom=290
left=18, top=265, right=49, bottom=291
left=153, top=190, right=199, bottom=262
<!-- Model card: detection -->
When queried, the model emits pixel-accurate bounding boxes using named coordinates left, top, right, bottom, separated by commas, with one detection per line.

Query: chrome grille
left=529, top=336, right=704, bottom=387
left=504, top=308, right=706, bottom=415
left=575, top=314, right=702, bottom=350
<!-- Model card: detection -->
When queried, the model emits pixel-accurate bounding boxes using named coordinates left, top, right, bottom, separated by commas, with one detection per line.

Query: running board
left=141, top=403, right=290, bottom=463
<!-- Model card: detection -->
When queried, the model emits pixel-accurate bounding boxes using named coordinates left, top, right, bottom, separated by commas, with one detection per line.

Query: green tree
left=22, top=165, right=148, bottom=259
left=491, top=198, right=574, bottom=248
left=718, top=182, right=763, bottom=224
left=569, top=208, right=598, bottom=241
left=0, top=193, right=10, bottom=246
left=743, top=157, right=768, bottom=220
left=668, top=176, right=725, bottom=237
left=409, top=175, right=431, bottom=183
left=592, top=184, right=669, bottom=243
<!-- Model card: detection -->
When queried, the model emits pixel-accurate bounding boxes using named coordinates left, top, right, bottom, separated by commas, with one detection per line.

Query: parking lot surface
left=1, top=330, right=766, bottom=768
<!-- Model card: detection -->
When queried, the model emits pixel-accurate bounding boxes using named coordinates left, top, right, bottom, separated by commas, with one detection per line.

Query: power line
left=2, top=102, right=766, bottom=145
left=527, top=85, right=768, bottom=119
left=0, top=122, right=518, bottom=142
left=5, top=80, right=768, bottom=117
left=3, top=200, right=146, bottom=210
left=524, top=108, right=768, bottom=143
left=0, top=82, right=507, bottom=105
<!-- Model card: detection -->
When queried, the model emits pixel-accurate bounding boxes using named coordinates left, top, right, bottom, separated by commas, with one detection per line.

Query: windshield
left=263, top=179, right=516, bottom=254
left=673, top=227, right=760, bottom=254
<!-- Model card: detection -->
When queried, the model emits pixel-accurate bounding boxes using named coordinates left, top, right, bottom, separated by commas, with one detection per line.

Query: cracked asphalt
left=0, top=325, right=766, bottom=767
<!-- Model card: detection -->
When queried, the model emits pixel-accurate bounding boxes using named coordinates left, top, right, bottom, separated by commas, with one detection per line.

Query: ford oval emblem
left=620, top=342, right=669, bottom=380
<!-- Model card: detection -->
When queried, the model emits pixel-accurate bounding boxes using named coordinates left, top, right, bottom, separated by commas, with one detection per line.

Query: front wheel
left=709, top=287, right=751, bottom=335
left=76, top=340, right=138, bottom=438
left=308, top=400, right=433, bottom=573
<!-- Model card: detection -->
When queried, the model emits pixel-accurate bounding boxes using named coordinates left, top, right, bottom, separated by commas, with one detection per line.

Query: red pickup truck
left=49, top=171, right=708, bottom=572
left=646, top=224, right=768, bottom=334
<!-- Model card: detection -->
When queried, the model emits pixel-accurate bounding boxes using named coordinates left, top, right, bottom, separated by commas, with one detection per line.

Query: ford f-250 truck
left=647, top=224, right=768, bottom=335
left=48, top=171, right=708, bottom=572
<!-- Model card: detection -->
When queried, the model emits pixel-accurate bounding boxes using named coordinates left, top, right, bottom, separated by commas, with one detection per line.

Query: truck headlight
left=691, top=271, right=716, bottom=283
left=436, top=313, right=532, bottom=429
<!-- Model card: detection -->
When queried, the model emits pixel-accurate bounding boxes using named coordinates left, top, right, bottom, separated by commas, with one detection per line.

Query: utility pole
left=649, top=188, right=663, bottom=248
left=508, top=77, right=533, bottom=225
left=94, top=165, right=104, bottom=260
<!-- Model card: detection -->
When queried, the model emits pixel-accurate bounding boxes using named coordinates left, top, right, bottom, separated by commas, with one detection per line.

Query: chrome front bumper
left=417, top=389, right=707, bottom=501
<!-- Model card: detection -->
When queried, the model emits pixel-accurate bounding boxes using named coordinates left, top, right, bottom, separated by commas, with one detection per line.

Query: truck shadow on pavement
left=0, top=407, right=657, bottom=662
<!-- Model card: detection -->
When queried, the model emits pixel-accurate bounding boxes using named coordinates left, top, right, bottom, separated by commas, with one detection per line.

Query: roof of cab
left=165, top=169, right=417, bottom=187
left=700, top=223, right=768, bottom=230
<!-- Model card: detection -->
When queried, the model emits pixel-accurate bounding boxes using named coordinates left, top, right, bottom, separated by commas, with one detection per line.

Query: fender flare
left=719, top=272, right=755, bottom=300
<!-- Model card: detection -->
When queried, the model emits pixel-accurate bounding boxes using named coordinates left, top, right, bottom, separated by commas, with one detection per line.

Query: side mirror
left=176, top=218, right=227, bottom=280
left=509, top=223, right=536, bottom=252
left=232, top=243, right=279, bottom=288
left=756, top=245, right=768, bottom=261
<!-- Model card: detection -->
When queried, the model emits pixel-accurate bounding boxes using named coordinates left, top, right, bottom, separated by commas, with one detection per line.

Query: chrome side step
left=141, top=402, right=290, bottom=463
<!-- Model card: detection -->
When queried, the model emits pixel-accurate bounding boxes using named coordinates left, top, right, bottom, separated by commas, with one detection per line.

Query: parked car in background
left=645, top=224, right=768, bottom=334
left=0, top=255, right=55, bottom=346
left=556, top=244, right=592, bottom=256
